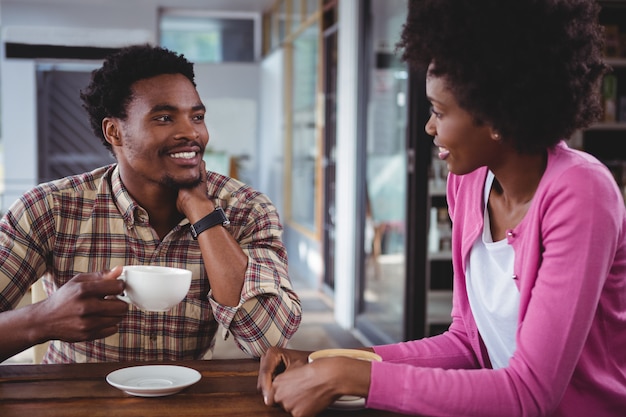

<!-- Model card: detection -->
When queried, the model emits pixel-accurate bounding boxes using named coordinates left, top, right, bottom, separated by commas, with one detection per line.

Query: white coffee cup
left=308, top=348, right=382, bottom=408
left=117, top=265, right=192, bottom=312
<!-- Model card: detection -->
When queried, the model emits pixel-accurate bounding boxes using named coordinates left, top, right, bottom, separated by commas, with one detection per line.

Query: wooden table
left=0, top=359, right=405, bottom=417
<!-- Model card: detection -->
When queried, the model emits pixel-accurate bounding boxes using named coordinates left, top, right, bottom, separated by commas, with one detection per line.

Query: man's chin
left=162, top=176, right=203, bottom=190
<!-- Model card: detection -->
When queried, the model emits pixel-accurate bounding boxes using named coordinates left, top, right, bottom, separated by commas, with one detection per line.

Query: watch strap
left=190, top=207, right=230, bottom=239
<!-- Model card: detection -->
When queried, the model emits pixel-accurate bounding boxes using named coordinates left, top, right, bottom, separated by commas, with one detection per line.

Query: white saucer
left=106, top=365, right=201, bottom=397
left=329, top=395, right=366, bottom=410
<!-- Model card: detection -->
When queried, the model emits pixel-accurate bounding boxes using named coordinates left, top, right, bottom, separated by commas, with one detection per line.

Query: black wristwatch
left=190, top=207, right=230, bottom=239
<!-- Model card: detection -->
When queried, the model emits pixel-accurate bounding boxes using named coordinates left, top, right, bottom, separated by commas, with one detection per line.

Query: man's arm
left=176, top=169, right=248, bottom=307
left=0, top=268, right=128, bottom=362
left=176, top=165, right=302, bottom=357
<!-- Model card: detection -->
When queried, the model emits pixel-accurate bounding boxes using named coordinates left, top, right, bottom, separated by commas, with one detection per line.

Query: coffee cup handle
left=116, top=270, right=131, bottom=304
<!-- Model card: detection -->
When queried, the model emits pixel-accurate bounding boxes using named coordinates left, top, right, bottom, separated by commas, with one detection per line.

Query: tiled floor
left=2, top=276, right=365, bottom=364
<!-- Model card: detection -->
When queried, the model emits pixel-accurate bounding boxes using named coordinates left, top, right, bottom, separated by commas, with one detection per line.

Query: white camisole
left=466, top=171, right=520, bottom=369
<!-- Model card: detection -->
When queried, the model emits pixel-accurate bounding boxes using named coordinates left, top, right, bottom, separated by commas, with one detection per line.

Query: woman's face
left=425, top=72, right=499, bottom=176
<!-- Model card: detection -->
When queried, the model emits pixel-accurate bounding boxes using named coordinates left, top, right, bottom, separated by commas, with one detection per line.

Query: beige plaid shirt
left=0, top=165, right=301, bottom=362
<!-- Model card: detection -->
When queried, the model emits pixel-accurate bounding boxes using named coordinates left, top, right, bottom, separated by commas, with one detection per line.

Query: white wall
left=0, top=0, right=266, bottom=211
left=195, top=63, right=260, bottom=186
left=0, top=59, right=38, bottom=211
left=0, top=1, right=157, bottom=32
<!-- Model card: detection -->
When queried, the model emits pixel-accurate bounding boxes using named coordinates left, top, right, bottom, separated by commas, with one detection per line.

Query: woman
left=257, top=1, right=626, bottom=416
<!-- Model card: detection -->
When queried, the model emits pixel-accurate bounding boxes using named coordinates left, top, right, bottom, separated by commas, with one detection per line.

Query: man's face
left=108, top=73, right=209, bottom=191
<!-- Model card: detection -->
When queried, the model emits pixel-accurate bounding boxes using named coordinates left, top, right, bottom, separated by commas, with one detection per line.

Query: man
left=0, top=44, right=301, bottom=363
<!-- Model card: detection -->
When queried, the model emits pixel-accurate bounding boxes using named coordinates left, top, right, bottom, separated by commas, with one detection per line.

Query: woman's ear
left=102, top=118, right=122, bottom=147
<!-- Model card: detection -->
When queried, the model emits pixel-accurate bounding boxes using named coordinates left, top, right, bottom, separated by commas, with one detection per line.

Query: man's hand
left=176, top=159, right=214, bottom=220
left=173, top=158, right=248, bottom=308
left=35, top=266, right=129, bottom=343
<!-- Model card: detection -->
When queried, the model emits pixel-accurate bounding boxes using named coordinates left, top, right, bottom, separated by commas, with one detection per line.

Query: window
left=159, top=10, right=260, bottom=63
left=263, top=1, right=323, bottom=233
left=288, top=24, right=320, bottom=231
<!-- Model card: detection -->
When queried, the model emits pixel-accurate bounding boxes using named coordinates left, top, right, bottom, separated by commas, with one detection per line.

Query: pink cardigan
left=368, top=142, right=626, bottom=416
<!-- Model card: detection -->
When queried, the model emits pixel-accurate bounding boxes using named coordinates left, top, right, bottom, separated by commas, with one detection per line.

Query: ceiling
left=2, top=0, right=277, bottom=13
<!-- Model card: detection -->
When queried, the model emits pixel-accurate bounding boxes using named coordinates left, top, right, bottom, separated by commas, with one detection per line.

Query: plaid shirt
left=0, top=165, right=301, bottom=363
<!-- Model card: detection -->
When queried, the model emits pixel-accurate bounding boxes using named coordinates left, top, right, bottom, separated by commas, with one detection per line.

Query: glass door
left=356, top=0, right=409, bottom=344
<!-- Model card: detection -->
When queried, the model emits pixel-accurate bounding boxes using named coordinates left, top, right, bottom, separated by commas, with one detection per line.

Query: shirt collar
left=110, top=165, right=147, bottom=226
left=109, top=165, right=191, bottom=232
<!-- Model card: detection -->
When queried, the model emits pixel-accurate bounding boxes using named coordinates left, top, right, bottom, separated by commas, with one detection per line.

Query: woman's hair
left=398, top=0, right=609, bottom=153
left=80, top=44, right=196, bottom=151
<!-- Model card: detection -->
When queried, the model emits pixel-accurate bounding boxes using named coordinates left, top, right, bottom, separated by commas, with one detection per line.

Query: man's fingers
left=102, top=265, right=124, bottom=280
left=71, top=272, right=125, bottom=299
left=95, top=297, right=129, bottom=316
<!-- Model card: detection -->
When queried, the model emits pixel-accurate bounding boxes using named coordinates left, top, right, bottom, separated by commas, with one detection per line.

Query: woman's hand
left=257, top=346, right=311, bottom=404
left=258, top=347, right=373, bottom=417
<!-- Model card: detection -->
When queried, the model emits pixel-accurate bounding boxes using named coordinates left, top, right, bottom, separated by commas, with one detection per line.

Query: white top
left=466, top=171, right=520, bottom=369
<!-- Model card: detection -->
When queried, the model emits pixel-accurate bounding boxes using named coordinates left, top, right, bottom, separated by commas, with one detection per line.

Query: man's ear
left=102, top=118, right=122, bottom=147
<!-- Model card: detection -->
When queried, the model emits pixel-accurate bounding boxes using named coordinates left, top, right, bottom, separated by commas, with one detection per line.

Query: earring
left=493, top=133, right=501, bottom=140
